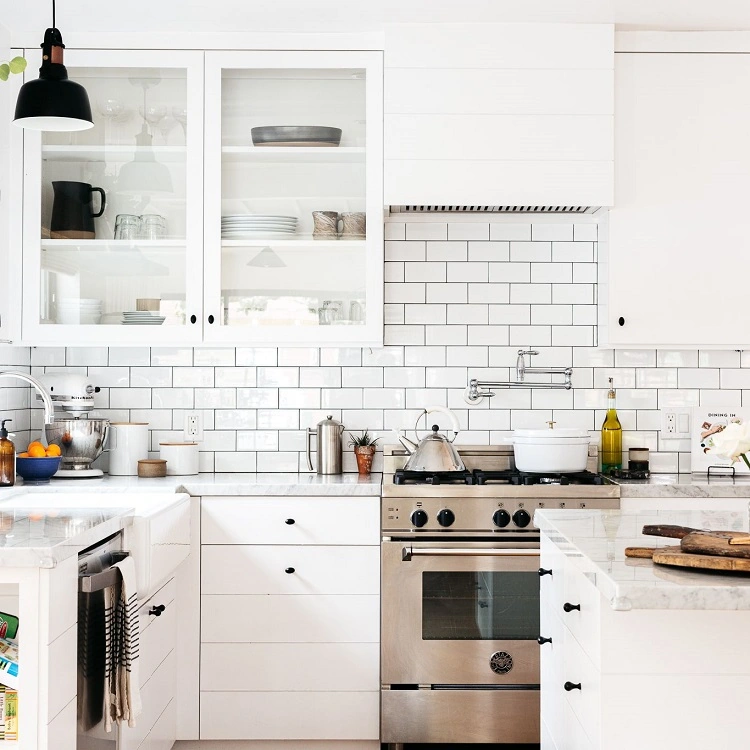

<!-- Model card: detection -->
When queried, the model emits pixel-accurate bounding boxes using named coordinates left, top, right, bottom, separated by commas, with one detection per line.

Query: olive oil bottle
left=601, top=378, right=622, bottom=473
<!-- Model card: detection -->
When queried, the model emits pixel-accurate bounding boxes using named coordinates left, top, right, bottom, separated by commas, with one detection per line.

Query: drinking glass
left=114, top=214, right=140, bottom=240
left=139, top=214, right=167, bottom=240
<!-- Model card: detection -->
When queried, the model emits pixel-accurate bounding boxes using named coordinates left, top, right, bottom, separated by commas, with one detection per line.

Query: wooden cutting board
left=625, top=545, right=750, bottom=573
left=642, top=524, right=750, bottom=559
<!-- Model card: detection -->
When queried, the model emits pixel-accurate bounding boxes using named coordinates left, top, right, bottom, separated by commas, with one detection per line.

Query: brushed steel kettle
left=396, top=405, right=465, bottom=472
left=306, top=415, right=345, bottom=474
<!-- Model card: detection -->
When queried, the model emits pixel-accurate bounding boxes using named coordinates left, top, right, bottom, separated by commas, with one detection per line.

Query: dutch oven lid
left=513, top=425, right=590, bottom=439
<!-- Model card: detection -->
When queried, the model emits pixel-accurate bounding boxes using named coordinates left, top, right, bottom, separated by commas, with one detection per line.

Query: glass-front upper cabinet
left=21, top=49, right=204, bottom=345
left=203, top=51, right=383, bottom=346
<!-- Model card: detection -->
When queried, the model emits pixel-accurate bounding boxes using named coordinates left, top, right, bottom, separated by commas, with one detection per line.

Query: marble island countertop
left=613, top=473, right=750, bottom=498
left=535, top=507, right=750, bottom=611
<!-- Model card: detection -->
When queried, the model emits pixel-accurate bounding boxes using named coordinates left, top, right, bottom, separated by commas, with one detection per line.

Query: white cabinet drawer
left=138, top=699, right=175, bottom=750
left=540, top=599, right=565, bottom=746
left=200, top=691, right=380, bottom=740
left=201, top=496, right=379, bottom=545
left=201, top=545, right=380, bottom=595
left=561, top=697, right=595, bottom=750
left=562, top=627, right=600, bottom=749
left=139, top=578, right=176, bottom=686
left=201, top=642, right=379, bottom=691
left=201, top=594, right=379, bottom=643
left=540, top=535, right=566, bottom=614
left=562, top=564, right=601, bottom=668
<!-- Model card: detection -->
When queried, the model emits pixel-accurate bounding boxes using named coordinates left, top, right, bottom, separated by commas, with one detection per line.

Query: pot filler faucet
left=0, top=370, right=56, bottom=425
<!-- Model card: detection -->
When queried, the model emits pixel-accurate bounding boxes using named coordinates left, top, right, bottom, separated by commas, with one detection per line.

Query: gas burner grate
left=473, top=469, right=607, bottom=486
left=393, top=469, right=476, bottom=486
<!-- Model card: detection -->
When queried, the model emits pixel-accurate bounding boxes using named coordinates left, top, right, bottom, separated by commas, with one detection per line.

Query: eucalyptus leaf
left=0, top=65, right=9, bottom=82
left=8, top=57, right=27, bottom=75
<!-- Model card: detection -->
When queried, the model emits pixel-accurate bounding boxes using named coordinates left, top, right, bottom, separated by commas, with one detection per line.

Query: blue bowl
left=16, top=456, right=62, bottom=484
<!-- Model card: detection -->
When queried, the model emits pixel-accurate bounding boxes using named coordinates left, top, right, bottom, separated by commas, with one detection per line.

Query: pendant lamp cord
left=52, top=0, right=56, bottom=29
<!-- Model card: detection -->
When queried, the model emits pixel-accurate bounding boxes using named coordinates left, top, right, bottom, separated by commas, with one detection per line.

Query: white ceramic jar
left=511, top=426, right=591, bottom=473
left=159, top=442, right=199, bottom=476
left=108, top=422, right=149, bottom=476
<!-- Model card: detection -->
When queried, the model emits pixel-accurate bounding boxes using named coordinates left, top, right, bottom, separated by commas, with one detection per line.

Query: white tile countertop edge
left=535, top=507, right=750, bottom=611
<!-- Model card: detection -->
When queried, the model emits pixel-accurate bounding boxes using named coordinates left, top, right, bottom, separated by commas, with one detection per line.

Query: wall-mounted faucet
left=0, top=370, right=56, bottom=425
left=465, top=349, right=573, bottom=404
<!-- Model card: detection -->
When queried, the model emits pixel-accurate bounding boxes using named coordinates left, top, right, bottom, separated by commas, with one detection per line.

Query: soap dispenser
left=0, top=420, right=15, bottom=487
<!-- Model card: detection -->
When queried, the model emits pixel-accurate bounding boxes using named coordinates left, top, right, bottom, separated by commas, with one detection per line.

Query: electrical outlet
left=660, top=408, right=692, bottom=439
left=184, top=411, right=203, bottom=441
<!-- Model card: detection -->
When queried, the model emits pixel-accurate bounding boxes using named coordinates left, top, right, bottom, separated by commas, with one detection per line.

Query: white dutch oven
left=511, top=424, right=591, bottom=473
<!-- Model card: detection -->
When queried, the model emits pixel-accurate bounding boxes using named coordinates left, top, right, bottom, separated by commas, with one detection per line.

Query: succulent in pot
left=348, top=430, right=380, bottom=475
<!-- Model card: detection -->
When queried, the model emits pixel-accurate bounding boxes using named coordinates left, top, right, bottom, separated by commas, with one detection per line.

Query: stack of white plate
left=121, top=311, right=166, bottom=326
left=57, top=298, right=102, bottom=325
left=221, top=214, right=298, bottom=239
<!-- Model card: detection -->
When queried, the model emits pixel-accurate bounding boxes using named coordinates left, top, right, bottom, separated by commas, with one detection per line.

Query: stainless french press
left=306, top=415, right=345, bottom=474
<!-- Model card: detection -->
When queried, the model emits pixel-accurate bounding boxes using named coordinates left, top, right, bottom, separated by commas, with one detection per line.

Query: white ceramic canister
left=159, top=442, right=199, bottom=476
left=108, top=422, right=149, bottom=476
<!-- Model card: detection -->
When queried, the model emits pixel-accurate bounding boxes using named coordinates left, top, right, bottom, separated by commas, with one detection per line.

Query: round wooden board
left=653, top=546, right=750, bottom=573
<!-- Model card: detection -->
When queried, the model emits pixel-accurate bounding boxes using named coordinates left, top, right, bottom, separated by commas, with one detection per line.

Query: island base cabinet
left=200, top=691, right=380, bottom=740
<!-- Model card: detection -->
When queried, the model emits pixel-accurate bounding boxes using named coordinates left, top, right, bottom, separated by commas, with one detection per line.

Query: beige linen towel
left=103, top=556, right=142, bottom=731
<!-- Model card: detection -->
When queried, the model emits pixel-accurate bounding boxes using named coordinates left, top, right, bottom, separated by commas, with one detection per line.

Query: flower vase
left=354, top=445, right=376, bottom=475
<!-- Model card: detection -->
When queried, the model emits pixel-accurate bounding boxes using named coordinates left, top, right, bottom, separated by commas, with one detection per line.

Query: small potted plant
left=348, top=430, right=380, bottom=475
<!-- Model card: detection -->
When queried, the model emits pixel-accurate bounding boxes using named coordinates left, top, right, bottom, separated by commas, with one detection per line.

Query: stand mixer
left=37, top=373, right=109, bottom=478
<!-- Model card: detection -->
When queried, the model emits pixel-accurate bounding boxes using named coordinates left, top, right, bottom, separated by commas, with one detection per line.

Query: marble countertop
left=3, top=472, right=383, bottom=497
left=535, top=507, right=750, bottom=611
left=613, top=473, right=750, bottom=498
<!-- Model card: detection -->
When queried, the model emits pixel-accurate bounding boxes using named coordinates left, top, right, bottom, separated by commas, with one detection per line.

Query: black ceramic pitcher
left=50, top=181, right=106, bottom=239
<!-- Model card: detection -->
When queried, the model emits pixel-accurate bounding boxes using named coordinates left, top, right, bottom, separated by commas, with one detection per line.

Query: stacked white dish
left=57, top=298, right=103, bottom=325
left=121, top=311, right=166, bottom=325
left=221, top=214, right=298, bottom=239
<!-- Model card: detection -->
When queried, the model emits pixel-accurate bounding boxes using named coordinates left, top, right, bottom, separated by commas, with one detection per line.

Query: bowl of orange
left=16, top=441, right=62, bottom=484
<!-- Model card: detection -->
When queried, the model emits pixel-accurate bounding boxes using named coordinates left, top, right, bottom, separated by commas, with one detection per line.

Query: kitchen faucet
left=0, top=370, right=56, bottom=425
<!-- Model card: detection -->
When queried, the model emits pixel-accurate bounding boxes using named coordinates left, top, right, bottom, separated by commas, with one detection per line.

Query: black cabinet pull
left=285, top=518, right=295, bottom=525
left=208, top=314, right=215, bottom=324
left=618, top=316, right=625, bottom=326
left=149, top=604, right=166, bottom=617
left=563, top=602, right=581, bottom=612
left=538, top=636, right=552, bottom=645
left=538, top=567, right=553, bottom=577
left=285, top=567, right=295, bottom=574
left=564, top=681, right=582, bottom=691
left=190, top=314, right=197, bottom=324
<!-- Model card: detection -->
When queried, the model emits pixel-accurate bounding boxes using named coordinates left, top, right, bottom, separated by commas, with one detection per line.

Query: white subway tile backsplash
left=385, top=262, right=405, bottom=283
left=320, top=348, right=362, bottom=366
left=531, top=388, right=574, bottom=409
left=300, top=367, right=341, bottom=388
left=405, top=304, right=447, bottom=325
left=446, top=262, right=489, bottom=283
left=215, top=367, right=256, bottom=387
left=488, top=305, right=531, bottom=325
left=468, top=325, right=509, bottom=346
left=87, top=366, right=129, bottom=388
left=384, top=304, right=405, bottom=324
left=66, top=347, right=109, bottom=367
left=321, top=389, right=364, bottom=409
left=721, top=369, right=750, bottom=389
left=342, top=367, right=384, bottom=388
left=194, top=348, right=235, bottom=366
left=214, top=452, right=256, bottom=472
left=510, top=284, right=551, bottom=304
left=237, top=388, right=278, bottom=408
left=678, top=368, right=719, bottom=389
left=552, top=242, right=594, bottom=263
left=405, top=346, right=446, bottom=367
left=215, top=410, right=257, bottom=430
left=362, top=389, right=406, bottom=409
left=385, top=240, right=426, bottom=261
left=657, top=389, right=700, bottom=407
left=489, top=223, right=531, bottom=241
left=406, top=223, right=448, bottom=241
left=615, top=350, right=657, bottom=368
left=426, top=325, right=468, bottom=346
left=362, top=347, right=405, bottom=367
left=552, top=283, right=593, bottom=305
left=426, top=367, right=468, bottom=388
left=257, top=367, right=299, bottom=388
left=150, top=348, right=194, bottom=366
left=384, top=222, right=406, bottom=241
left=235, top=348, right=278, bottom=366
left=447, top=305, right=489, bottom=325
left=573, top=224, right=598, bottom=242
left=278, top=388, right=321, bottom=409
left=489, top=263, right=530, bottom=283
left=130, top=367, right=172, bottom=388
left=277, top=348, right=319, bottom=367
left=636, top=368, right=678, bottom=389
left=257, top=409, right=299, bottom=429
left=701, top=389, right=742, bottom=407
left=385, top=282, right=426, bottom=304
left=509, top=325, right=551, bottom=346
left=405, top=261, right=447, bottom=282
left=468, top=241, right=510, bottom=262
left=31, top=347, right=65, bottom=366
left=384, top=367, right=426, bottom=388
left=699, top=350, right=740, bottom=368
left=447, top=347, right=488, bottom=367
left=530, top=263, right=572, bottom=284
left=195, top=388, right=237, bottom=409
left=448, top=223, right=489, bottom=241
left=657, top=350, right=699, bottom=368
left=469, top=283, right=510, bottom=304
left=510, top=241, right=551, bottom=262
left=173, top=366, right=215, bottom=388
left=572, top=305, right=598, bottom=325
left=532, top=224, right=573, bottom=242
left=427, top=241, right=468, bottom=261
left=237, top=430, right=278, bottom=451
left=532, top=305, right=571, bottom=326
left=593, top=368, right=636, bottom=389
left=152, top=387, right=194, bottom=409
left=426, top=283, right=468, bottom=304
left=384, top=325, right=425, bottom=345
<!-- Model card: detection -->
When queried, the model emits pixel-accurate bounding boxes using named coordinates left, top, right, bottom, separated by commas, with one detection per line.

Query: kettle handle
left=418, top=405, right=461, bottom=442
left=305, top=428, right=315, bottom=472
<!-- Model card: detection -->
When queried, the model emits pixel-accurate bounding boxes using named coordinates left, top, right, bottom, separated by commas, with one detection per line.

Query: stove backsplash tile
left=11, top=216, right=750, bottom=473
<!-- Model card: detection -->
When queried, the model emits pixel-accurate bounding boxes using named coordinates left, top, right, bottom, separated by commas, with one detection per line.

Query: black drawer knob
left=563, top=602, right=581, bottom=613
left=538, top=636, right=552, bottom=645
left=618, top=316, right=625, bottom=326
left=208, top=314, right=215, bottom=324
left=190, top=314, right=197, bottom=324
left=564, top=681, right=582, bottom=692
left=285, top=567, right=295, bottom=574
left=285, top=518, right=295, bottom=525
left=149, top=604, right=166, bottom=617
left=538, top=567, right=553, bottom=577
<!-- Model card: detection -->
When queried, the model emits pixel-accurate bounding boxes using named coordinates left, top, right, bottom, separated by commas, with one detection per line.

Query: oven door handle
left=401, top=546, right=540, bottom=561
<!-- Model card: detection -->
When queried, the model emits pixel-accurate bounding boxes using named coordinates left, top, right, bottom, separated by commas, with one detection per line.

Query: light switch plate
left=660, top=407, right=692, bottom=439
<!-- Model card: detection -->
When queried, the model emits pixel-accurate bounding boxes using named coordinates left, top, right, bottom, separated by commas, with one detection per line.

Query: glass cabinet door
left=21, top=49, right=204, bottom=345
left=204, top=51, right=383, bottom=346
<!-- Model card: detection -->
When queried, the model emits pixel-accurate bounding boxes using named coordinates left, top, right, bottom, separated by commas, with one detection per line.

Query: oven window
left=421, top=572, right=539, bottom=640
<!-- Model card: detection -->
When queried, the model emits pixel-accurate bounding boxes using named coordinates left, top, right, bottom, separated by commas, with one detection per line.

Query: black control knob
left=437, top=509, right=455, bottom=527
left=149, top=604, right=166, bottom=617
left=493, top=509, right=511, bottom=528
left=538, top=636, right=552, bottom=645
left=564, top=681, right=582, bottom=692
left=285, top=518, right=295, bottom=525
left=513, top=509, right=531, bottom=528
left=411, top=510, right=428, bottom=528
left=285, top=567, right=295, bottom=574
left=563, top=602, right=581, bottom=613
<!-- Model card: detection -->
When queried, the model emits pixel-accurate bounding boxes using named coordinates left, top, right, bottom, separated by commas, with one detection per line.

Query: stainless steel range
left=380, top=445, right=620, bottom=747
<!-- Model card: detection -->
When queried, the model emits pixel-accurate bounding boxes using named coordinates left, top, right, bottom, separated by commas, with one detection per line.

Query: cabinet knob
left=149, top=604, right=166, bottom=617
left=208, top=314, right=215, bottom=324
left=538, top=567, right=553, bottom=577
left=563, top=602, right=581, bottom=613
left=538, top=636, right=552, bottom=645
left=285, top=518, right=295, bottom=525
left=190, top=314, right=197, bottom=324
left=564, top=681, right=582, bottom=692
left=618, top=316, right=625, bottom=326
left=285, top=567, right=295, bottom=574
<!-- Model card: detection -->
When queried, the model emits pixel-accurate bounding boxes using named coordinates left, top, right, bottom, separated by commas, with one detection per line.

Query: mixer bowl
left=45, top=418, right=110, bottom=471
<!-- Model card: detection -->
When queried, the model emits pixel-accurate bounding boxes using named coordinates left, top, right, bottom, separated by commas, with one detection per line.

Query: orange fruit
left=17, top=452, right=28, bottom=458
left=28, top=444, right=47, bottom=458
left=27, top=440, right=43, bottom=451
left=45, top=444, right=61, bottom=457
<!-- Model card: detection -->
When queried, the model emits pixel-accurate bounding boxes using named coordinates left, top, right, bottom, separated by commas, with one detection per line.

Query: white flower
left=706, top=421, right=750, bottom=462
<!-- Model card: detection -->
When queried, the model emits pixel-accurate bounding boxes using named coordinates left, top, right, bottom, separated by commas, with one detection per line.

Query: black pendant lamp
left=13, top=0, right=93, bottom=131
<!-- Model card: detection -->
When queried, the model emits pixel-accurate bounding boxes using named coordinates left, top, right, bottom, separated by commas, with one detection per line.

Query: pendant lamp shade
left=14, top=27, right=94, bottom=132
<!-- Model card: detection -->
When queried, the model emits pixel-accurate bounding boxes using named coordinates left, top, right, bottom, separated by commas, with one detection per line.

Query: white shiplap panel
left=385, top=23, right=614, bottom=70
left=385, top=68, right=614, bottom=116
left=385, top=115, right=613, bottom=162
left=384, top=159, right=614, bottom=207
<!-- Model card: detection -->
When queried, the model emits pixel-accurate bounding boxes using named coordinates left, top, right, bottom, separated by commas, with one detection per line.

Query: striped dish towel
left=103, top=556, right=142, bottom=731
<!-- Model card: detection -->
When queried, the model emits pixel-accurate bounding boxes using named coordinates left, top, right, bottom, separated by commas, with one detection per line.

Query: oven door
left=381, top=539, right=540, bottom=687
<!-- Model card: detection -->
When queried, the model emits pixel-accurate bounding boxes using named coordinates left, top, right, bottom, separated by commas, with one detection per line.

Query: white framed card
left=691, top=408, right=750, bottom=474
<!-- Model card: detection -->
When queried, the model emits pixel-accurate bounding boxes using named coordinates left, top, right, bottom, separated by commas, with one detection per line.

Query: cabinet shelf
left=42, top=145, right=186, bottom=163
left=41, top=239, right=185, bottom=249
left=221, top=237, right=364, bottom=248
left=221, top=146, right=365, bottom=163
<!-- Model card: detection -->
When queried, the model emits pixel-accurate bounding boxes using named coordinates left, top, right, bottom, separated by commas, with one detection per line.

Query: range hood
left=390, top=205, right=600, bottom=214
